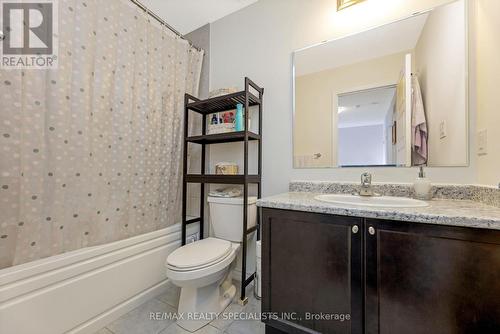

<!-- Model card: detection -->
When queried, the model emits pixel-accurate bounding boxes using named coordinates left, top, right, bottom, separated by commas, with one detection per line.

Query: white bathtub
left=0, top=223, right=194, bottom=334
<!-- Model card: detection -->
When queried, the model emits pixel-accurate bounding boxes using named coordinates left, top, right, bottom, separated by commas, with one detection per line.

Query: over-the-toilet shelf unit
left=182, top=77, right=264, bottom=305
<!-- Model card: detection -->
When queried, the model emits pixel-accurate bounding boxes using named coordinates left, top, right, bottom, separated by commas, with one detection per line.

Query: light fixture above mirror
left=337, top=0, right=366, bottom=11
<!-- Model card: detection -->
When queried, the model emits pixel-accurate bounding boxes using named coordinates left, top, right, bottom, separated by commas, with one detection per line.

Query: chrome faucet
left=359, top=172, right=375, bottom=196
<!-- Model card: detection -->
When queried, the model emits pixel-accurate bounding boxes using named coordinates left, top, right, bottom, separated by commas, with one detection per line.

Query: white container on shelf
left=208, top=123, right=234, bottom=134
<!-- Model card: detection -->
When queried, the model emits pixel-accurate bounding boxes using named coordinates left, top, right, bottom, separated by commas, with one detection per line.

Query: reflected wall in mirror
left=293, top=0, right=468, bottom=168
left=337, top=86, right=397, bottom=167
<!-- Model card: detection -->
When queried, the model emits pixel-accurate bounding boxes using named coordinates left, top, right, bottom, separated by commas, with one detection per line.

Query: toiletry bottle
left=414, top=166, right=432, bottom=200
left=211, top=114, right=218, bottom=125
left=235, top=103, right=244, bottom=131
left=223, top=112, right=232, bottom=124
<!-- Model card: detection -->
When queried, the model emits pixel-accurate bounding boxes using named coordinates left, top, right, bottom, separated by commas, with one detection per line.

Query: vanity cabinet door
left=365, top=219, right=500, bottom=334
left=262, top=208, right=363, bottom=334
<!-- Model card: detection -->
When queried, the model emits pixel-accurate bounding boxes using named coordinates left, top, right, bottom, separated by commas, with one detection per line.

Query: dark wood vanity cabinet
left=262, top=208, right=363, bottom=334
left=364, top=218, right=500, bottom=334
left=262, top=208, right=500, bottom=334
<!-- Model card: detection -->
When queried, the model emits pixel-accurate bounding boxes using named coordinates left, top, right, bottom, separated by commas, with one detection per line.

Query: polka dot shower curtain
left=0, top=0, right=203, bottom=269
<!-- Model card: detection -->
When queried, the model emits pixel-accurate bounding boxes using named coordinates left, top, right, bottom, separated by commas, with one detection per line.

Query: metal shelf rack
left=182, top=77, right=264, bottom=305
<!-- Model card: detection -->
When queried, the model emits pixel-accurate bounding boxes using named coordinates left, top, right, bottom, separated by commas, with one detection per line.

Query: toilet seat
left=167, top=237, right=232, bottom=270
left=166, top=241, right=240, bottom=282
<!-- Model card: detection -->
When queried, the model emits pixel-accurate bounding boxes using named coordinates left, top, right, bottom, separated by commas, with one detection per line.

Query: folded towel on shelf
left=208, top=187, right=243, bottom=198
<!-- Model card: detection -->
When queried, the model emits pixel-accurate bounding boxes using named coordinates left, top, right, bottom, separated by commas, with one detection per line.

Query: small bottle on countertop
left=414, top=166, right=432, bottom=200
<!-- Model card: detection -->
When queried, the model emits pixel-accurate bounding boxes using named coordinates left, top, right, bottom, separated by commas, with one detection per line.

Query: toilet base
left=176, top=273, right=236, bottom=332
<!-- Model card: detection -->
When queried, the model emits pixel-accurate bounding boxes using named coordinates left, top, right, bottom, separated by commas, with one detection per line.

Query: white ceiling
left=338, top=86, right=396, bottom=128
left=140, top=0, right=258, bottom=35
left=295, top=13, right=429, bottom=77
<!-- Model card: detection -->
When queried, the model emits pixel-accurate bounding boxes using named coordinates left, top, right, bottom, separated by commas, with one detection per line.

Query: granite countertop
left=257, top=192, right=500, bottom=230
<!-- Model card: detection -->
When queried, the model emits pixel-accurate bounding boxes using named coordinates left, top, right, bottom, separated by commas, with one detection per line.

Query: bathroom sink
left=314, top=194, right=429, bottom=208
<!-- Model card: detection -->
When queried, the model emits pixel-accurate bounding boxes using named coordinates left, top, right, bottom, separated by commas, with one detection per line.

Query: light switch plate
left=439, top=121, right=447, bottom=139
left=477, top=129, right=488, bottom=155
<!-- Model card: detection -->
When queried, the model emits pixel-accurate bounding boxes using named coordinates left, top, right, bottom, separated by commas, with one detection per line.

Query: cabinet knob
left=352, top=225, right=359, bottom=234
left=368, top=226, right=375, bottom=235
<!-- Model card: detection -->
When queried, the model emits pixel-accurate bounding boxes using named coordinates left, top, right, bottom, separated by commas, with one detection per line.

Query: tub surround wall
left=289, top=180, right=500, bottom=208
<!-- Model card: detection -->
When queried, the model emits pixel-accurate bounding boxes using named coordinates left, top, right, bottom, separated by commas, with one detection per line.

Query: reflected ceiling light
left=337, top=0, right=366, bottom=11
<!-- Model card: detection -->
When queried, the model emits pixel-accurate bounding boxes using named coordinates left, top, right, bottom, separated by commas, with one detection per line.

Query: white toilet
left=166, top=196, right=257, bottom=332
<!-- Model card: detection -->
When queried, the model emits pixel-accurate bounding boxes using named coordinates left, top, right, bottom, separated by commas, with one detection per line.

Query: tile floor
left=95, top=281, right=264, bottom=334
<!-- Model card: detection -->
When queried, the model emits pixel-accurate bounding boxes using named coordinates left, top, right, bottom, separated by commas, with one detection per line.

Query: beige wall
left=476, top=0, right=500, bottom=186
left=414, top=1, right=467, bottom=166
left=294, top=52, right=406, bottom=167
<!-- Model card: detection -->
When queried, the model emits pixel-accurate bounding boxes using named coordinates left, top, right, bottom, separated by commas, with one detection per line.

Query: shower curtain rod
left=129, top=0, right=204, bottom=54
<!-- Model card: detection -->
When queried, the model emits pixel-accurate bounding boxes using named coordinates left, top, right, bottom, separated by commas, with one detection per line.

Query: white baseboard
left=0, top=223, right=191, bottom=334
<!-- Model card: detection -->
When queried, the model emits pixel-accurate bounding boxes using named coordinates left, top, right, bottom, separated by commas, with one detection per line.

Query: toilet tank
left=207, top=196, right=257, bottom=242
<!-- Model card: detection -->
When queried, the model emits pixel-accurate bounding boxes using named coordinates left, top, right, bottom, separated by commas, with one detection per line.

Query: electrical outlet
left=186, top=232, right=200, bottom=244
left=477, top=129, right=488, bottom=156
left=439, top=120, right=447, bottom=139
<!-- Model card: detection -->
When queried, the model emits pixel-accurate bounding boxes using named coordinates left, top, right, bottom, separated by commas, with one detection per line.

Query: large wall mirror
left=293, top=0, right=468, bottom=168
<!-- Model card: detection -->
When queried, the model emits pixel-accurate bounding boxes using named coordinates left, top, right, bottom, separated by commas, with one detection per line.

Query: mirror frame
left=292, top=0, right=470, bottom=169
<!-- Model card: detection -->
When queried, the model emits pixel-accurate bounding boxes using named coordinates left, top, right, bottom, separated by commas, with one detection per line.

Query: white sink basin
left=314, top=194, right=429, bottom=208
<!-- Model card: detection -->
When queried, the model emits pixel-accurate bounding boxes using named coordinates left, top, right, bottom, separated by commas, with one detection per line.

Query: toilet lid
left=167, top=237, right=232, bottom=269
